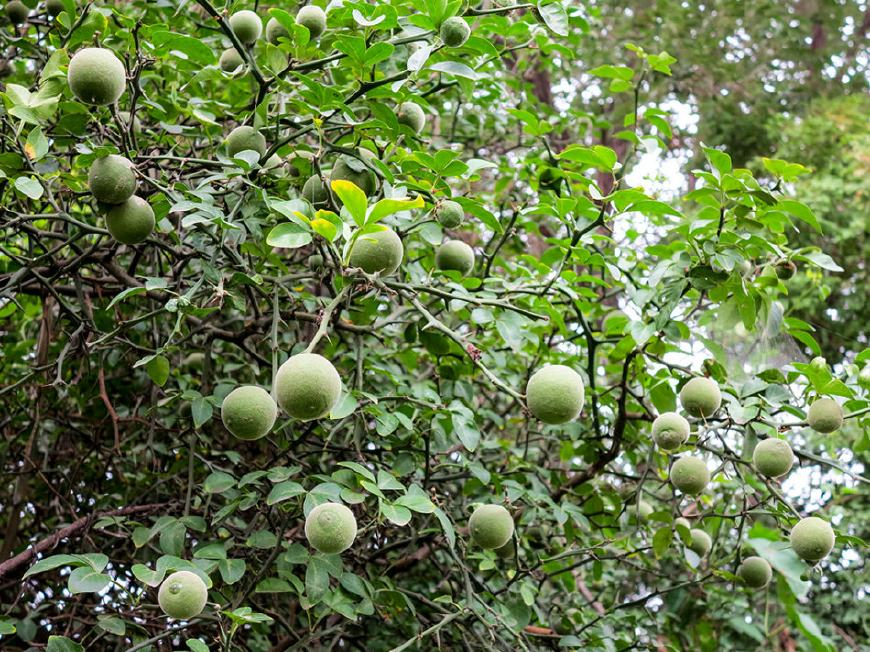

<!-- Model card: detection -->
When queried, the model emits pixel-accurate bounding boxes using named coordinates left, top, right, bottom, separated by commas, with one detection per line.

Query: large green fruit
left=305, top=502, right=357, bottom=553
left=435, top=200, right=463, bottom=228
left=651, top=412, right=690, bottom=451
left=105, top=195, right=155, bottom=245
left=88, top=155, right=136, bottom=205
left=806, top=397, right=843, bottom=433
left=738, top=556, right=772, bottom=588
left=331, top=156, right=378, bottom=196
left=219, top=47, right=244, bottom=72
left=302, top=174, right=329, bottom=207
left=226, top=125, right=266, bottom=158
left=348, top=228, right=404, bottom=275
left=68, top=47, right=126, bottom=105
left=752, top=438, right=794, bottom=477
left=397, top=102, right=426, bottom=134
left=790, top=516, right=835, bottom=562
left=46, top=0, right=64, bottom=16
left=679, top=377, right=722, bottom=418
left=6, top=0, right=28, bottom=24
left=158, top=571, right=208, bottom=619
left=440, top=16, right=470, bottom=47
left=688, top=529, right=711, bottom=557
left=435, top=240, right=475, bottom=276
left=296, top=5, right=327, bottom=38
left=670, top=456, right=710, bottom=495
left=265, top=17, right=289, bottom=44
left=229, top=10, right=261, bottom=44
left=674, top=517, right=691, bottom=533
left=493, top=538, right=515, bottom=559
left=526, top=365, right=585, bottom=424
left=220, top=385, right=277, bottom=440
left=275, top=352, right=341, bottom=420
left=469, top=504, right=514, bottom=549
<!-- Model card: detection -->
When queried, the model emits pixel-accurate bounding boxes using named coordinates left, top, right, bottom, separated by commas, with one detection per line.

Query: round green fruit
left=220, top=385, right=277, bottom=440
left=118, top=110, right=142, bottom=134
left=651, top=412, right=690, bottom=451
left=265, top=17, right=289, bottom=44
left=790, top=516, right=835, bottom=562
left=469, top=504, right=514, bottom=549
left=229, top=10, right=261, bottom=45
left=46, top=0, right=64, bottom=16
left=308, top=254, right=324, bottom=270
left=526, top=365, right=585, bottom=424
left=158, top=571, right=208, bottom=620
left=688, top=528, right=711, bottom=557
left=806, top=397, right=843, bottom=433
left=736, top=259, right=753, bottom=277
left=219, top=47, right=244, bottom=72
left=809, top=356, right=827, bottom=372
left=331, top=156, right=377, bottom=196
left=738, top=556, right=772, bottom=589
left=305, top=502, right=356, bottom=553
left=88, top=155, right=136, bottom=205
left=68, top=47, right=126, bottom=105
left=859, top=366, right=870, bottom=391
left=674, top=517, right=691, bottom=531
left=6, top=0, right=28, bottom=24
left=435, top=200, right=463, bottom=228
left=752, top=438, right=794, bottom=478
left=601, top=309, right=628, bottom=335
left=348, top=228, right=404, bottom=275
left=630, top=500, right=653, bottom=523
left=435, top=240, right=475, bottom=276
left=679, top=376, right=722, bottom=418
left=775, top=260, right=797, bottom=279
left=105, top=195, right=154, bottom=245
left=226, top=125, right=266, bottom=158
left=302, top=174, right=329, bottom=206
left=493, top=538, right=515, bottom=559
left=440, top=16, right=470, bottom=47
left=670, top=456, right=710, bottom=495
left=397, top=101, right=426, bottom=134
left=296, top=5, right=326, bottom=38
left=274, top=352, right=341, bottom=420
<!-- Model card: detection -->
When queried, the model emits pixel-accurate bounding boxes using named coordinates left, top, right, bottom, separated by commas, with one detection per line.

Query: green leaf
left=305, top=555, right=330, bottom=603
left=394, top=493, right=436, bottom=514
left=266, top=480, right=306, bottom=505
left=588, top=65, right=634, bottom=81
left=96, top=615, right=126, bottom=636
left=428, top=61, right=479, bottom=80
left=777, top=200, right=821, bottom=233
left=203, top=471, right=235, bottom=494
left=537, top=1, right=569, bottom=36
left=367, top=195, right=424, bottom=224
left=23, top=554, right=79, bottom=578
left=331, top=179, right=368, bottom=225
left=652, top=527, right=672, bottom=558
left=14, top=176, right=43, bottom=199
left=267, top=223, right=313, bottom=249
left=25, top=127, right=49, bottom=161
left=146, top=355, right=170, bottom=387
left=46, top=636, right=85, bottom=652
left=380, top=502, right=412, bottom=526
left=191, top=397, right=213, bottom=429
left=67, top=567, right=111, bottom=594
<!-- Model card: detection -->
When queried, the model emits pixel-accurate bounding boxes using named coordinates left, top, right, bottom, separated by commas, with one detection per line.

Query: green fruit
left=670, top=456, right=710, bottom=495
left=105, top=195, right=155, bottom=245
left=46, top=0, right=64, bottom=16
left=219, top=47, right=244, bottom=72
left=601, top=309, right=628, bottom=335
left=229, top=10, right=261, bottom=45
left=435, top=200, right=463, bottom=228
left=220, top=385, right=277, bottom=440
left=181, top=352, right=205, bottom=370
left=440, top=16, right=470, bottom=47
left=305, top=502, right=356, bottom=553
left=274, top=352, right=341, bottom=420
left=265, top=17, right=289, bottom=44
left=68, top=47, right=126, bottom=105
left=118, top=111, right=142, bottom=134
left=738, top=556, right=772, bottom=588
left=775, top=260, right=797, bottom=279
left=651, top=412, right=690, bottom=451
left=493, top=538, right=515, bottom=559
left=809, top=356, right=827, bottom=372
left=435, top=240, right=475, bottom=276
left=6, top=0, right=28, bottom=24
left=679, top=377, right=722, bottom=418
left=736, top=259, right=753, bottom=276
left=630, top=500, right=653, bottom=522
left=674, top=517, right=691, bottom=531
left=88, top=155, right=136, bottom=205
left=789, top=516, right=835, bottom=562
left=302, top=174, right=329, bottom=207
left=859, top=366, right=870, bottom=391
left=397, top=102, right=426, bottom=134
left=348, top=228, right=404, bottom=275
left=308, top=254, right=324, bottom=270
left=806, top=397, right=843, bottom=433
left=226, top=125, right=266, bottom=158
left=688, top=529, right=711, bottom=557
left=331, top=157, right=377, bottom=196
left=296, top=5, right=326, bottom=38
left=469, top=504, right=514, bottom=549
left=158, top=571, right=208, bottom=620
left=752, top=438, right=794, bottom=478
left=526, top=365, right=585, bottom=424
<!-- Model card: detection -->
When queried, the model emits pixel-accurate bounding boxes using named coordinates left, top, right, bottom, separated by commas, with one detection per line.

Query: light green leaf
left=331, top=179, right=368, bottom=225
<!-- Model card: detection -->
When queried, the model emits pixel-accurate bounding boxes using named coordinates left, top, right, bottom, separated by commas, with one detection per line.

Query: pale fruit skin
left=229, top=10, right=262, bottom=45
left=348, top=229, right=404, bottom=275
left=88, top=155, right=136, bottom=205
left=435, top=240, right=475, bottom=276
left=302, top=174, right=329, bottom=206
left=806, top=398, right=843, bottom=433
left=305, top=502, right=357, bottom=553
left=526, top=365, right=585, bottom=424
left=651, top=412, right=690, bottom=451
left=118, top=111, right=142, bottom=134
left=296, top=5, right=326, bottom=38
left=219, top=47, right=244, bottom=72
left=265, top=17, right=289, bottom=44
left=809, top=356, right=827, bottom=371
left=679, top=377, right=722, bottom=418
left=105, top=195, right=155, bottom=245
left=6, top=0, right=28, bottom=24
left=630, top=500, right=653, bottom=522
left=752, top=438, right=794, bottom=477
left=435, top=200, right=463, bottom=228
left=738, top=556, right=772, bottom=588
left=688, top=529, right=712, bottom=557
left=397, top=102, right=426, bottom=134
left=469, top=504, right=514, bottom=549
left=331, top=157, right=377, bottom=196
left=46, top=0, right=64, bottom=16
left=274, top=352, right=341, bottom=420
left=221, top=385, right=277, bottom=440
left=674, top=517, right=691, bottom=534
left=790, top=516, right=835, bottom=562
left=158, top=571, right=208, bottom=620
left=440, top=16, right=470, bottom=47
left=226, top=125, right=266, bottom=158
left=68, top=47, right=126, bottom=105
left=858, top=366, right=870, bottom=390
left=493, top=538, right=515, bottom=559
left=670, top=456, right=710, bottom=495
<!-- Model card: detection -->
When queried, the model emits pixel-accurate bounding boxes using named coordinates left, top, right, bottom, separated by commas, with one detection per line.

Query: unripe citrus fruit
left=46, top=0, right=64, bottom=16
left=493, top=538, right=515, bottom=558
left=226, top=125, right=266, bottom=158
left=790, top=516, right=835, bottom=562
left=348, top=228, right=404, bottom=275
left=435, top=200, right=463, bottom=228
left=738, top=556, right=772, bottom=588
left=679, top=377, right=722, bottom=418
left=688, top=528, right=711, bottom=557
left=397, top=102, right=426, bottom=134
left=526, top=365, right=585, bottom=424
left=229, top=10, right=261, bottom=45
left=331, top=157, right=377, bottom=196
left=274, top=352, right=341, bottom=420
left=670, top=456, right=710, bottom=495
left=265, top=17, right=289, bottom=44
left=220, top=385, right=277, bottom=440
left=752, top=438, right=794, bottom=478
left=440, top=16, right=470, bottom=47
left=105, top=195, right=154, bottom=245
left=630, top=500, right=653, bottom=522
left=806, top=397, right=843, bottom=433
left=158, top=571, right=208, bottom=620
left=68, top=47, right=126, bottom=105
left=809, top=356, right=827, bottom=371
left=6, top=0, right=28, bottom=24
left=674, top=517, right=691, bottom=531
left=88, top=154, right=136, bottom=205
left=775, top=260, right=796, bottom=279
left=435, top=240, right=475, bottom=276
left=219, top=47, right=244, bottom=72
left=305, top=502, right=357, bottom=553
left=858, top=365, right=870, bottom=390
left=651, top=412, right=690, bottom=451
left=469, top=504, right=514, bottom=549
left=296, top=5, right=327, bottom=38
left=302, top=174, right=329, bottom=206
left=118, top=111, right=142, bottom=134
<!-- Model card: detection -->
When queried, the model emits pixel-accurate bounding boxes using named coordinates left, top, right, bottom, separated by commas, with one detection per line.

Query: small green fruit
left=775, top=260, right=797, bottom=279
left=738, top=556, right=772, bottom=588
left=46, top=0, right=64, bottom=16
left=651, top=412, right=690, bottom=451
left=348, top=228, right=404, bottom=275
left=68, top=47, right=126, bottom=105
left=674, top=517, right=691, bottom=532
left=302, top=174, right=329, bottom=207
left=859, top=366, right=870, bottom=391
left=6, top=0, right=28, bottom=24
left=435, top=200, right=463, bottom=228
left=440, top=16, right=470, bottom=47
left=809, top=356, right=827, bottom=372
left=105, top=195, right=155, bottom=245
left=435, top=240, right=475, bottom=276
left=752, top=438, right=794, bottom=478
left=736, top=259, right=753, bottom=277
left=331, top=156, right=378, bottom=196
left=806, top=397, right=843, bottom=433
left=158, top=571, right=208, bottom=620
left=397, top=102, right=426, bottom=134
left=469, top=504, right=514, bottom=549
left=493, top=538, right=515, bottom=559
left=265, top=17, right=289, bottom=44
left=790, top=516, right=835, bottom=562
left=181, top=352, right=205, bottom=370
left=679, top=377, right=722, bottom=418
left=630, top=500, right=653, bottom=523
left=229, top=10, right=262, bottom=45
left=118, top=111, right=142, bottom=134
left=670, top=456, right=710, bottom=495
left=274, top=352, right=341, bottom=420
left=221, top=385, right=277, bottom=440
left=688, top=529, right=711, bottom=557
left=305, top=502, right=357, bottom=553
left=601, top=309, right=628, bottom=335
left=219, top=47, right=244, bottom=72
left=226, top=125, right=266, bottom=158
left=296, top=5, right=327, bottom=38
left=308, top=254, right=324, bottom=270
left=88, top=155, right=136, bottom=205
left=526, top=365, right=585, bottom=424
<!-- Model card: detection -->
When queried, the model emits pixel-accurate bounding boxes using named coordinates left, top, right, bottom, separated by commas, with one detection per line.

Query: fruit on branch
left=348, top=228, right=404, bottom=275
left=265, top=17, right=289, bottom=44
left=274, top=352, right=342, bottom=420
left=118, top=110, right=142, bottom=133
left=6, top=0, right=28, bottom=24
left=181, top=352, right=205, bottom=370
left=331, top=156, right=378, bottom=196
left=651, top=412, right=690, bottom=451
left=219, top=47, right=244, bottom=72
left=674, top=517, right=691, bottom=531
left=158, top=571, right=208, bottom=619
left=775, top=260, right=797, bottom=279
left=525, top=365, right=585, bottom=424
left=790, top=516, right=835, bottom=562
left=226, top=125, right=266, bottom=158
left=752, top=438, right=794, bottom=478
left=308, top=254, right=324, bottom=270
left=679, top=376, right=722, bottom=418
left=669, top=456, right=710, bottom=495
left=736, top=259, right=753, bottom=277
left=88, top=155, right=136, bottom=205
left=469, top=504, right=514, bottom=549
left=806, top=397, right=843, bottom=433
left=46, top=0, right=64, bottom=16
left=435, top=240, right=475, bottom=276
left=688, top=528, right=711, bottom=557
left=67, top=47, right=126, bottom=105
left=104, top=195, right=155, bottom=245
left=737, top=556, right=772, bottom=588
left=397, top=102, right=426, bottom=134
left=434, top=200, right=463, bottom=228
left=296, top=5, right=327, bottom=38
left=493, top=538, right=515, bottom=558
left=440, top=16, right=471, bottom=48
left=229, top=10, right=261, bottom=45
left=601, top=309, right=628, bottom=335
left=859, top=365, right=870, bottom=390
left=305, top=502, right=357, bottom=553
left=630, top=500, right=653, bottom=522
left=302, top=174, right=329, bottom=207
left=220, top=385, right=277, bottom=440
left=809, top=356, right=827, bottom=372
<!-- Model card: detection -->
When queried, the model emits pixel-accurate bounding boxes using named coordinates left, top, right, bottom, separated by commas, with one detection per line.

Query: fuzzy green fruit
left=219, top=47, right=244, bottom=72
left=674, top=517, right=691, bottom=531
left=526, top=365, right=585, bottom=424
left=806, top=398, right=843, bottom=433
left=670, top=456, right=710, bottom=495
left=158, top=571, right=208, bottom=620
left=440, top=16, right=470, bottom=47
left=397, top=102, right=426, bottom=134
left=305, top=502, right=356, bottom=553
left=435, top=200, right=463, bottom=228
left=296, top=5, right=326, bottom=38
left=738, top=556, right=772, bottom=588
left=348, top=228, right=404, bottom=275
left=688, top=529, right=711, bottom=557
left=118, top=111, right=142, bottom=134
left=469, top=504, right=514, bottom=549
left=679, top=377, right=722, bottom=418
left=651, top=412, right=690, bottom=451
left=88, top=155, right=136, bottom=205
left=809, top=356, right=827, bottom=372
left=775, top=260, right=796, bottom=279
left=226, top=125, right=266, bottom=158
left=493, top=538, right=515, bottom=559
left=46, top=0, right=64, bottom=16
left=331, top=157, right=377, bottom=196
left=302, top=174, right=329, bottom=206
left=105, top=195, right=154, bottom=245
left=229, top=10, right=261, bottom=45
left=275, top=352, right=341, bottom=420
left=630, top=500, right=653, bottom=522
left=752, top=438, right=794, bottom=478
left=221, top=385, right=277, bottom=440
left=6, top=0, right=28, bottom=24
left=68, top=47, right=126, bottom=105
left=790, top=516, right=835, bottom=562
left=435, top=240, right=475, bottom=276
left=265, top=17, right=289, bottom=44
